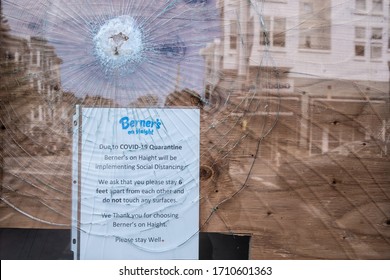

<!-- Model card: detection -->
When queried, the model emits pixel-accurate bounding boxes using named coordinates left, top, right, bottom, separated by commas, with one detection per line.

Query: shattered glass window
left=1, top=0, right=390, bottom=260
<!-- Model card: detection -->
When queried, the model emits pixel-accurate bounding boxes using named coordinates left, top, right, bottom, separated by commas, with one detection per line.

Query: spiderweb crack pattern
left=1, top=0, right=390, bottom=259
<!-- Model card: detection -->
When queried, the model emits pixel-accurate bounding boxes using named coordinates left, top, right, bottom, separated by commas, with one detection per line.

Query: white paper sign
left=72, top=107, right=199, bottom=259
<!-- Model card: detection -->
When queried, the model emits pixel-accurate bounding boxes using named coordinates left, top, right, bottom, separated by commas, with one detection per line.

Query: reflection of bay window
left=260, top=16, right=271, bottom=46
left=354, top=26, right=365, bottom=57
left=32, top=51, right=37, bottom=64
left=388, top=28, right=390, bottom=50
left=370, top=44, right=382, bottom=59
left=299, top=0, right=331, bottom=50
left=370, top=27, right=383, bottom=60
left=31, top=50, right=41, bottom=66
left=355, top=0, right=383, bottom=13
left=355, top=0, right=366, bottom=11
left=303, top=2, right=313, bottom=13
left=371, top=27, right=382, bottom=40
left=36, top=50, right=40, bottom=66
left=372, top=0, right=383, bottom=13
left=354, top=26, right=383, bottom=60
left=273, top=18, right=286, bottom=47
left=229, top=20, right=237, bottom=50
left=259, top=16, right=286, bottom=48
left=355, top=44, right=365, bottom=57
left=299, top=26, right=331, bottom=50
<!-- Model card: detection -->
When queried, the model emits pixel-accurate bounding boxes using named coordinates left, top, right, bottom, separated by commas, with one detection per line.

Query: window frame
left=229, top=20, right=237, bottom=50
left=354, top=0, right=384, bottom=15
left=354, top=25, right=384, bottom=61
left=259, top=16, right=286, bottom=49
left=355, top=0, right=367, bottom=11
left=372, top=0, right=383, bottom=14
left=370, top=27, right=383, bottom=60
left=354, top=26, right=366, bottom=59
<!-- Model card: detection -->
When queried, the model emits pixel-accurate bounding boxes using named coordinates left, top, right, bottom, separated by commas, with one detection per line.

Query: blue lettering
left=156, top=119, right=161, bottom=129
left=119, top=117, right=130, bottom=129
left=119, top=117, right=162, bottom=131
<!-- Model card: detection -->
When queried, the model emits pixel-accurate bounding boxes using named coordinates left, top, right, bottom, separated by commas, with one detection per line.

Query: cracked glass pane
left=1, top=0, right=390, bottom=260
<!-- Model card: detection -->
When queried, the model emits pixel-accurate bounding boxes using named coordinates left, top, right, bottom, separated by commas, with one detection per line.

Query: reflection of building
left=27, top=37, right=62, bottom=101
left=2, top=35, right=67, bottom=139
left=1, top=6, right=124, bottom=228
left=202, top=0, right=389, bottom=159
left=0, top=30, right=74, bottom=228
left=196, top=1, right=390, bottom=260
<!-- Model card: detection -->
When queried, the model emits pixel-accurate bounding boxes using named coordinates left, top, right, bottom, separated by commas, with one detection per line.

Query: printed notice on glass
left=72, top=107, right=200, bottom=259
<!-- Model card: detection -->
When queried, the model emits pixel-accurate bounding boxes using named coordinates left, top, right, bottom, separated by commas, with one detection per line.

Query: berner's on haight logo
left=119, top=117, right=162, bottom=136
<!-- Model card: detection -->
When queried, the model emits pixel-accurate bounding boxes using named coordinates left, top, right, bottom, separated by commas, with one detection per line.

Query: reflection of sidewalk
left=0, top=156, right=71, bottom=229
left=278, top=153, right=390, bottom=189
left=227, top=151, right=390, bottom=259
left=230, top=157, right=281, bottom=191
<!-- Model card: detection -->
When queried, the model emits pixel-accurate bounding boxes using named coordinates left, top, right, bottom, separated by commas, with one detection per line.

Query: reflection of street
left=231, top=158, right=281, bottom=191
left=1, top=0, right=389, bottom=260
left=1, top=156, right=71, bottom=228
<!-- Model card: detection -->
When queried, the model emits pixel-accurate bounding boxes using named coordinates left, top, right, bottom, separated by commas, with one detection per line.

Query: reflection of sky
left=3, top=0, right=220, bottom=104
